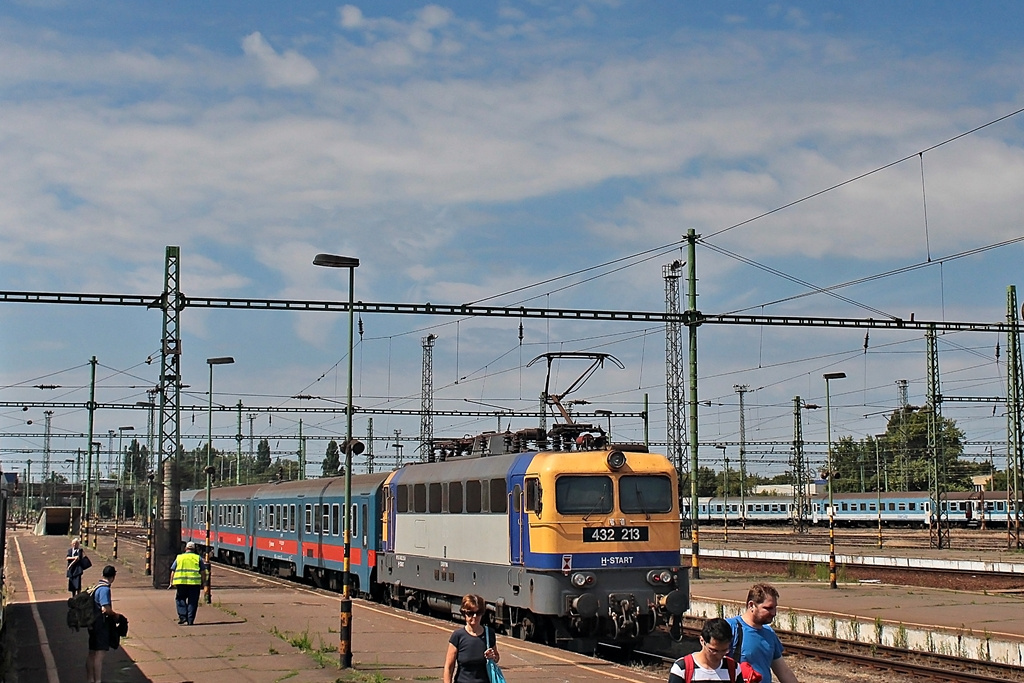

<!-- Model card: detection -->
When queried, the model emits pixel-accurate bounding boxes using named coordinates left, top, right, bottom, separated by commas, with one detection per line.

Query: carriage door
left=509, top=473, right=526, bottom=565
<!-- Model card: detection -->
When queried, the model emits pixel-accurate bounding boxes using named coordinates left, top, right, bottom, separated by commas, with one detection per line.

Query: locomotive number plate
left=583, top=526, right=649, bottom=542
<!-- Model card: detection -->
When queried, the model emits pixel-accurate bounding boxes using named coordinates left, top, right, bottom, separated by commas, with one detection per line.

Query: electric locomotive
left=378, top=431, right=688, bottom=649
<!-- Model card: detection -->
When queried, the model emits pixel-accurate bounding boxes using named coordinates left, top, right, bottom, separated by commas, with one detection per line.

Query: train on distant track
left=180, top=430, right=688, bottom=650
left=683, top=489, right=1016, bottom=528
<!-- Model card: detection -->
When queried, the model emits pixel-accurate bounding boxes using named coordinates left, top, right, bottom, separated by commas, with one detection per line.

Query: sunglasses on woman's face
left=461, top=610, right=482, bottom=617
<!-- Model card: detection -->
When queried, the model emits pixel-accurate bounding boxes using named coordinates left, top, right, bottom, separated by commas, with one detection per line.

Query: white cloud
left=241, top=32, right=318, bottom=88
left=339, top=5, right=364, bottom=29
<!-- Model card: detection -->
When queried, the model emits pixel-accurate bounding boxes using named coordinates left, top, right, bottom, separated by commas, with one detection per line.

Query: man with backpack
left=86, top=565, right=121, bottom=683
left=726, top=583, right=798, bottom=683
left=668, top=618, right=745, bottom=682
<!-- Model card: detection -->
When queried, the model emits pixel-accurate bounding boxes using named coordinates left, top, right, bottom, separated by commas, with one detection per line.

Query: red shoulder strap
left=683, top=653, right=695, bottom=683
left=724, top=656, right=737, bottom=681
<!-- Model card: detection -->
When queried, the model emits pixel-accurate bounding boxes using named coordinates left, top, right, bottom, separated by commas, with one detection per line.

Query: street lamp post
left=114, top=486, right=121, bottom=559
left=206, top=356, right=235, bottom=604
left=875, top=434, right=886, bottom=549
left=117, top=426, right=134, bottom=521
left=313, top=252, right=361, bottom=669
left=715, top=444, right=728, bottom=543
left=823, top=371, right=846, bottom=589
left=89, top=441, right=102, bottom=549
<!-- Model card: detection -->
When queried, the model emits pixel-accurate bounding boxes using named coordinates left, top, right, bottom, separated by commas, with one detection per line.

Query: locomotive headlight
left=646, top=569, right=674, bottom=586
left=606, top=450, right=626, bottom=470
left=571, top=572, right=595, bottom=587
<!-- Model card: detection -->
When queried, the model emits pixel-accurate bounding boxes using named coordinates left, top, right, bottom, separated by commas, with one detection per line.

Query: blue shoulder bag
left=484, top=626, right=507, bottom=683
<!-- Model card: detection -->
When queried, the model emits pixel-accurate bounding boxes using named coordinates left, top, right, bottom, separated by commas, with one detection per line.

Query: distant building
left=749, top=481, right=824, bottom=496
left=971, top=474, right=993, bottom=492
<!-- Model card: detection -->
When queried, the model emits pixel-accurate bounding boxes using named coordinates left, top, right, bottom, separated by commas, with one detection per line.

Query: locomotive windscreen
left=619, top=475, right=673, bottom=514
left=556, top=476, right=613, bottom=515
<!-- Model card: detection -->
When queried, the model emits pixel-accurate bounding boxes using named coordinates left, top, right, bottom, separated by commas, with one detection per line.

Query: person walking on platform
left=443, top=593, right=500, bottom=683
left=668, top=617, right=755, bottom=682
left=66, top=536, right=90, bottom=597
left=170, top=541, right=208, bottom=625
left=86, top=565, right=120, bottom=683
left=727, top=583, right=798, bottom=683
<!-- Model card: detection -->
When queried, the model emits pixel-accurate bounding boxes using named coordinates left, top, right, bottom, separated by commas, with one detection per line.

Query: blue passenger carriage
left=249, top=474, right=388, bottom=594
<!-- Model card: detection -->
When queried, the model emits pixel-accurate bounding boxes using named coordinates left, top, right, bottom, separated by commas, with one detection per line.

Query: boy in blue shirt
left=86, top=565, right=121, bottom=683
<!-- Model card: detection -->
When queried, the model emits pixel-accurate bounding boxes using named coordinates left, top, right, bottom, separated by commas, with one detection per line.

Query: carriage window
left=429, top=482, right=442, bottom=513
left=361, top=504, right=368, bottom=545
left=525, top=478, right=542, bottom=514
left=322, top=505, right=331, bottom=534
left=314, top=504, right=322, bottom=533
left=268, top=505, right=276, bottom=530
left=555, top=476, right=613, bottom=515
left=350, top=504, right=357, bottom=538
left=414, top=483, right=427, bottom=513
left=888, top=503, right=896, bottom=511
left=908, top=503, right=916, bottom=511
left=449, top=481, right=463, bottom=514
left=466, top=480, right=482, bottom=513
left=619, top=475, right=672, bottom=513
left=305, top=504, right=312, bottom=533
left=490, top=479, right=507, bottom=513
left=512, top=484, right=522, bottom=513
left=258, top=505, right=265, bottom=529
left=332, top=504, right=341, bottom=536
left=276, top=504, right=283, bottom=531
left=898, top=503, right=906, bottom=511
left=290, top=504, right=297, bottom=532
left=396, top=485, right=409, bottom=513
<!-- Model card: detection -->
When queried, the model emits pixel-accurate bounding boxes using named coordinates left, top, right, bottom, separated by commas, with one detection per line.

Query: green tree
left=255, top=438, right=272, bottom=475
left=322, top=439, right=341, bottom=477
left=828, top=408, right=969, bottom=492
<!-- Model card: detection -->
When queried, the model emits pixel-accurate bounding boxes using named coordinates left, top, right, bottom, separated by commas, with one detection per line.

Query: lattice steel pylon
left=735, top=384, right=749, bottom=527
left=663, top=261, right=686, bottom=502
left=366, top=417, right=374, bottom=473
left=1006, top=286, right=1024, bottom=548
left=43, top=410, right=53, bottom=505
left=792, top=397, right=808, bottom=533
left=420, top=334, right=436, bottom=462
left=154, top=245, right=183, bottom=588
left=925, top=325, right=949, bottom=548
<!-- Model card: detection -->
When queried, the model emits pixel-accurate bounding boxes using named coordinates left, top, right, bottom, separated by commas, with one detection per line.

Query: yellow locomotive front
left=512, top=447, right=688, bottom=642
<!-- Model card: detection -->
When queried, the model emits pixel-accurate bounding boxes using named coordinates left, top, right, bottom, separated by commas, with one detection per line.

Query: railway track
left=697, top=528, right=1016, bottom=552
left=95, top=526, right=1019, bottom=683
left=664, top=624, right=1023, bottom=683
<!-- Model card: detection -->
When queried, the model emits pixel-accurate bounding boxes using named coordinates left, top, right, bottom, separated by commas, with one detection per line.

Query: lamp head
left=313, top=253, right=360, bottom=269
left=823, top=372, right=847, bottom=380
left=207, top=357, right=235, bottom=366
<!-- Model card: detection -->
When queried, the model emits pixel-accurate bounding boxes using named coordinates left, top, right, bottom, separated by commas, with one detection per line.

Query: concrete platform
left=5, top=532, right=666, bottom=683
left=689, top=578, right=1024, bottom=666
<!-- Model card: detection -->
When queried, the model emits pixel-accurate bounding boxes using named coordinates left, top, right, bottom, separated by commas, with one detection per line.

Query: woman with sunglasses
left=443, top=593, right=500, bottom=683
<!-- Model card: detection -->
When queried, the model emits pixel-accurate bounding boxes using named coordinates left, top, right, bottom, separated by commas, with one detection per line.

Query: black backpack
left=67, top=585, right=97, bottom=630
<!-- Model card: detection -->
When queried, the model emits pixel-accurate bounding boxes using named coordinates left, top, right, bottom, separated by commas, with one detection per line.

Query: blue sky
left=2, top=1, right=1024, bottom=481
